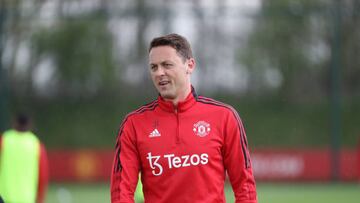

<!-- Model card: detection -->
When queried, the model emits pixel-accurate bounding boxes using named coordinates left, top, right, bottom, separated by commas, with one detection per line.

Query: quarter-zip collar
left=158, top=86, right=198, bottom=113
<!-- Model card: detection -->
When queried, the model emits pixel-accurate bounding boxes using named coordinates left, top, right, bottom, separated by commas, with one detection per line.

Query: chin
left=159, top=91, right=175, bottom=100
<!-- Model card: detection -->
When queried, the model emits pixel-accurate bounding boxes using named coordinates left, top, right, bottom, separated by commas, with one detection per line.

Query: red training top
left=111, top=88, right=257, bottom=203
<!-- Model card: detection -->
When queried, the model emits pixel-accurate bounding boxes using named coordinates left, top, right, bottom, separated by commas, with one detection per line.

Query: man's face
left=149, top=46, right=194, bottom=101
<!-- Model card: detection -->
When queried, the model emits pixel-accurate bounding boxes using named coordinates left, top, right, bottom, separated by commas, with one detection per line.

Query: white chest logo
left=149, top=128, right=161, bottom=138
left=193, top=121, right=211, bottom=137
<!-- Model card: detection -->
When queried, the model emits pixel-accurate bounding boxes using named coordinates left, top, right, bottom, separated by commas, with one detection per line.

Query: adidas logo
left=149, top=129, right=161, bottom=138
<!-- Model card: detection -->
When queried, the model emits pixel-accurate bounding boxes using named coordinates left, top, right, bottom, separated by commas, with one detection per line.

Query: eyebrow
left=149, top=60, right=172, bottom=66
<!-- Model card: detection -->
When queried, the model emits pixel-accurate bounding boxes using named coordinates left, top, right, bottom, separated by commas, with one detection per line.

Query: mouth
left=158, top=81, right=170, bottom=86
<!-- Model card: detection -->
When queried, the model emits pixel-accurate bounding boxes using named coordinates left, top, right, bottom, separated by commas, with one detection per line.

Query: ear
left=186, top=58, right=196, bottom=74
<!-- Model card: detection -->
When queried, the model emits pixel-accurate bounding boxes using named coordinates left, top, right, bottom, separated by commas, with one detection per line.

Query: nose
left=154, top=66, right=166, bottom=77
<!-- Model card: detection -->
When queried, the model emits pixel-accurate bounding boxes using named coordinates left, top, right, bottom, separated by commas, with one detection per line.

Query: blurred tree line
left=242, top=0, right=360, bottom=101
left=0, top=0, right=359, bottom=148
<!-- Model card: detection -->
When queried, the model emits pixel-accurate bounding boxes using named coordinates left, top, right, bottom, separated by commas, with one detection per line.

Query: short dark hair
left=14, top=113, right=31, bottom=131
left=149, top=33, right=193, bottom=61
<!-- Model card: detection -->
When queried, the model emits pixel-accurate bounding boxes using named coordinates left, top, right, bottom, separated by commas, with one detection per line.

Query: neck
left=166, top=85, right=192, bottom=107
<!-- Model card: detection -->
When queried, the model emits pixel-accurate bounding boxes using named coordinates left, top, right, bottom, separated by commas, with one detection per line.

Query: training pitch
left=46, top=182, right=360, bottom=203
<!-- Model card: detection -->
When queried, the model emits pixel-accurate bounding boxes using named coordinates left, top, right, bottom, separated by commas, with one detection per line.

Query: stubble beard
left=157, top=84, right=176, bottom=100
left=160, top=90, right=176, bottom=100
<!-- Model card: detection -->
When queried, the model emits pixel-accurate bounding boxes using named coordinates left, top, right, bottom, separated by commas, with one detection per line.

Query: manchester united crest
left=193, top=121, right=211, bottom=137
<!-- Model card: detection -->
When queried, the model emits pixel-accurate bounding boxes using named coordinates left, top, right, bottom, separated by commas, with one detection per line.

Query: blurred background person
left=134, top=175, right=144, bottom=203
left=0, top=113, right=49, bottom=203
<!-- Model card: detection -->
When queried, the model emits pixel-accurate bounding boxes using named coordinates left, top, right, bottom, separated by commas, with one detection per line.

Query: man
left=0, top=114, right=49, bottom=203
left=111, top=33, right=257, bottom=203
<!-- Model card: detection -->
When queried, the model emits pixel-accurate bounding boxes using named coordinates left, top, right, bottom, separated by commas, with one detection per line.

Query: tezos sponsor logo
left=193, top=121, right=211, bottom=137
left=146, top=152, right=209, bottom=176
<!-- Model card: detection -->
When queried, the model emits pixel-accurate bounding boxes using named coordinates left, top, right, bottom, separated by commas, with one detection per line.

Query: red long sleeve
left=111, top=116, right=141, bottom=203
left=37, top=143, right=49, bottom=203
left=223, top=110, right=257, bottom=203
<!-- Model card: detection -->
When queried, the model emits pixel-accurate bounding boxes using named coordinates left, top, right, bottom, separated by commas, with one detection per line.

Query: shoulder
left=115, top=99, right=158, bottom=138
left=125, top=99, right=158, bottom=120
left=117, top=99, right=158, bottom=128
left=196, top=96, right=244, bottom=124
left=197, top=96, right=245, bottom=129
left=197, top=96, right=239, bottom=115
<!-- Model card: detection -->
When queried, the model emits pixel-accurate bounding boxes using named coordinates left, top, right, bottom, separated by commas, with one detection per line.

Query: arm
left=37, top=143, right=49, bottom=203
left=111, top=117, right=140, bottom=203
left=223, top=110, right=257, bottom=203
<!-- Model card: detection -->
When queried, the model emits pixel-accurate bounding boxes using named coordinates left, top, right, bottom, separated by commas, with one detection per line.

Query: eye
left=150, top=65, right=157, bottom=71
left=164, top=63, right=173, bottom=68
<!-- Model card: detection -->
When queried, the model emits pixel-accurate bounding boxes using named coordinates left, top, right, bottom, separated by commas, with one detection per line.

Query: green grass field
left=46, top=182, right=360, bottom=203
